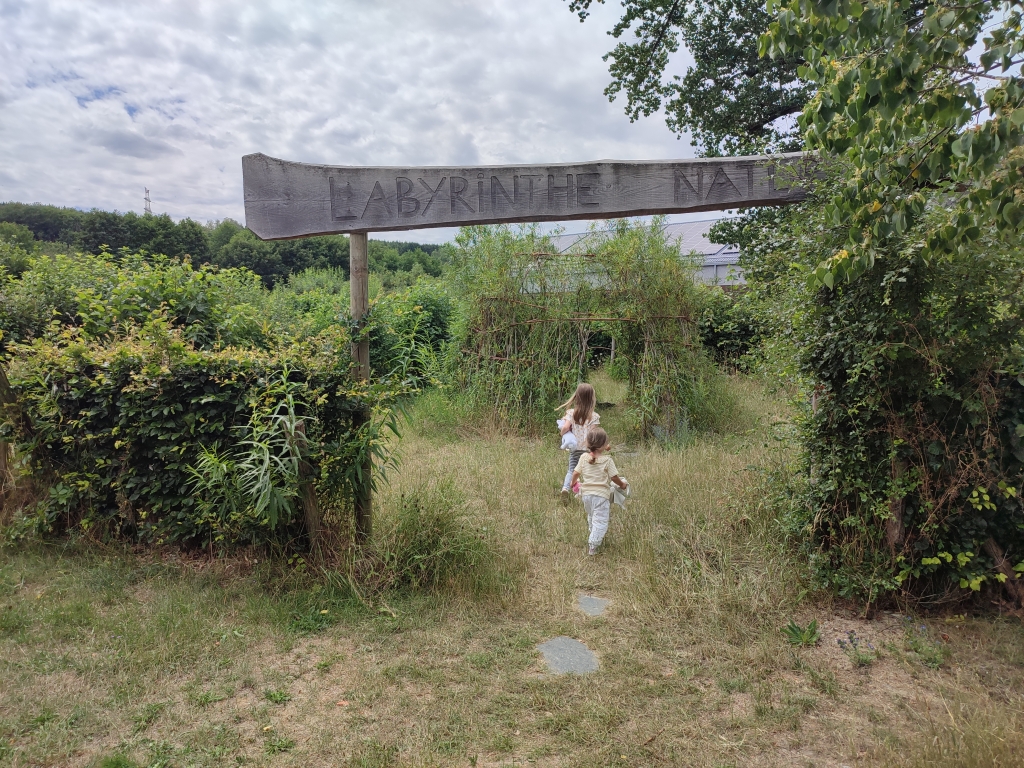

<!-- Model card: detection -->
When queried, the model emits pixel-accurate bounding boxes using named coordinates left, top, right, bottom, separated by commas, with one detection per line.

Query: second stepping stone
left=537, top=636, right=599, bottom=674
left=577, top=593, right=610, bottom=617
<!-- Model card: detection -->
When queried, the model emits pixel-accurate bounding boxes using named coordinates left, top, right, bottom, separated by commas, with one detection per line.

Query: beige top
left=575, top=453, right=620, bottom=500
left=564, top=408, right=600, bottom=446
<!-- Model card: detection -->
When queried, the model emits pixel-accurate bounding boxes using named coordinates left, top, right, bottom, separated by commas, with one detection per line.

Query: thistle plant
left=782, top=619, right=821, bottom=647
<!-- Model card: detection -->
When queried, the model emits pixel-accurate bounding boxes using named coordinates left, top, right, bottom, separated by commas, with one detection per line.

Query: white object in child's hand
left=557, top=418, right=578, bottom=451
left=612, top=477, right=631, bottom=509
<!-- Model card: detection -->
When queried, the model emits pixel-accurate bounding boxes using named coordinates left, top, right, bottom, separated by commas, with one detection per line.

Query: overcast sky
left=0, top=0, right=713, bottom=243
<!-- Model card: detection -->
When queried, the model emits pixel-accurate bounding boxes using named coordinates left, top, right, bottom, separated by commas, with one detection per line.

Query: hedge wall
left=3, top=323, right=375, bottom=548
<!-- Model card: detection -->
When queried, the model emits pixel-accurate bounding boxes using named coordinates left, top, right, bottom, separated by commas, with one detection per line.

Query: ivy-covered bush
left=755, top=0, right=1024, bottom=605
left=0, top=251, right=425, bottom=551
left=741, top=179, right=1024, bottom=605
left=797, top=228, right=1024, bottom=602
left=3, top=320, right=380, bottom=547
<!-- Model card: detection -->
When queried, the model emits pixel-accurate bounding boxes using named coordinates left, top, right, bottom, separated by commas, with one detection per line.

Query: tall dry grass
left=874, top=694, right=1024, bottom=767
left=395, top=372, right=796, bottom=629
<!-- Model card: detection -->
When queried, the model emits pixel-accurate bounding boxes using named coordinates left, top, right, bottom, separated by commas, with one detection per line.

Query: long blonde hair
left=585, top=427, right=609, bottom=463
left=556, top=383, right=595, bottom=426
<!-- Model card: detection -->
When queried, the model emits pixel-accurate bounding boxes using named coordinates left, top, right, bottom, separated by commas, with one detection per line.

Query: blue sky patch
left=76, top=85, right=121, bottom=108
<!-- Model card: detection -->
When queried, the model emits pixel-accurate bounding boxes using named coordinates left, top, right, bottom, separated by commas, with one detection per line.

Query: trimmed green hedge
left=5, top=323, right=369, bottom=547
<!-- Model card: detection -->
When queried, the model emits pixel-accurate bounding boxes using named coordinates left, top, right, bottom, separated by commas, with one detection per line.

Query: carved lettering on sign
left=418, top=177, right=446, bottom=217
left=674, top=170, right=699, bottom=203
left=362, top=180, right=392, bottom=218
left=329, top=177, right=359, bottom=220
left=577, top=173, right=600, bottom=207
left=705, top=168, right=741, bottom=200
left=450, top=176, right=474, bottom=213
left=491, top=176, right=514, bottom=211
left=243, top=152, right=810, bottom=238
left=396, top=177, right=419, bottom=218
left=517, top=175, right=541, bottom=209
left=548, top=174, right=574, bottom=208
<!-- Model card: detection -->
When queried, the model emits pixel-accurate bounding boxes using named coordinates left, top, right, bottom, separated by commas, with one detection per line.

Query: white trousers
left=583, top=494, right=611, bottom=548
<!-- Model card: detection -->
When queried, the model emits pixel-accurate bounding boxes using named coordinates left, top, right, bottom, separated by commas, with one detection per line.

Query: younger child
left=556, top=383, right=600, bottom=505
left=571, top=427, right=628, bottom=556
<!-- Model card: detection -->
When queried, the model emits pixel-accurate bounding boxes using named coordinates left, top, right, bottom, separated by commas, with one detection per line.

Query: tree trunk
left=0, top=361, right=31, bottom=438
left=0, top=440, right=7, bottom=515
left=0, top=362, right=23, bottom=515
left=0, top=363, right=16, bottom=408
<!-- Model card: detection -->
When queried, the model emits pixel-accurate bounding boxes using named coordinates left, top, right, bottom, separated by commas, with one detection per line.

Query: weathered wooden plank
left=242, top=152, right=812, bottom=239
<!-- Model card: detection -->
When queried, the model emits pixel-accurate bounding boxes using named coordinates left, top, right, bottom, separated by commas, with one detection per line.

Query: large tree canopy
left=567, top=0, right=813, bottom=154
left=764, top=0, right=1024, bottom=288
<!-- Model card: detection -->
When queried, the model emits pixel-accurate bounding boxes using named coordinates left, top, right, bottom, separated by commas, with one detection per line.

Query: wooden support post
left=350, top=231, right=372, bottom=543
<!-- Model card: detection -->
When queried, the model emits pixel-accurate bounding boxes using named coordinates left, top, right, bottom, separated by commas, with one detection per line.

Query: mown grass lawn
left=2, top=377, right=1023, bottom=767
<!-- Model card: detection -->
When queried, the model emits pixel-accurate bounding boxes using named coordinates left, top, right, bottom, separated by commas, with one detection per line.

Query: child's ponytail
left=585, top=427, right=608, bottom=463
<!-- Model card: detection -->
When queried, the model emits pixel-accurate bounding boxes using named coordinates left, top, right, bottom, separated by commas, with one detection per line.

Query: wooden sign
left=242, top=152, right=811, bottom=239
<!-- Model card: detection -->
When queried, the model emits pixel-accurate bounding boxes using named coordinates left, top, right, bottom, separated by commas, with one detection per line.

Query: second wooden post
left=349, top=231, right=372, bottom=542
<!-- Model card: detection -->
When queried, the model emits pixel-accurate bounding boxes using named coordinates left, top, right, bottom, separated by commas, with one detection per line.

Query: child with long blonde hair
left=556, top=383, right=600, bottom=505
left=571, top=427, right=628, bottom=555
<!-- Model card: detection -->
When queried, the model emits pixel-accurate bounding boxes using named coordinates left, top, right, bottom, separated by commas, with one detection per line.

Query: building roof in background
left=544, top=218, right=744, bottom=286
left=549, top=218, right=739, bottom=262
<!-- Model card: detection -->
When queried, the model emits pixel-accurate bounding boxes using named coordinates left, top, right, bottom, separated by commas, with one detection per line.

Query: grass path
left=2, top=378, right=1023, bottom=767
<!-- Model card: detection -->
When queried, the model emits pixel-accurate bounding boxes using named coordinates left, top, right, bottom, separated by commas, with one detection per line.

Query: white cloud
left=0, top=0, right=699, bottom=241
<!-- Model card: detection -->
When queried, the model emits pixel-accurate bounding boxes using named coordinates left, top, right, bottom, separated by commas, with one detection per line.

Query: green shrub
left=0, top=222, right=36, bottom=251
left=358, top=481, right=521, bottom=597
left=757, top=0, right=1024, bottom=607
left=0, top=246, right=429, bottom=551
left=368, top=280, right=453, bottom=383
left=3, top=319, right=380, bottom=547
left=697, top=287, right=762, bottom=366
left=0, top=251, right=268, bottom=351
left=745, top=177, right=1024, bottom=606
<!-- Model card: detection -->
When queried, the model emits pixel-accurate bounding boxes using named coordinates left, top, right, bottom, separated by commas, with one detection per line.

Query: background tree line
left=0, top=201, right=446, bottom=287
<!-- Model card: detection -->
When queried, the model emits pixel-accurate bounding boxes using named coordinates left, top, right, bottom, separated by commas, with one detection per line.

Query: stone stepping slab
left=536, top=636, right=599, bottom=674
left=577, top=593, right=609, bottom=617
